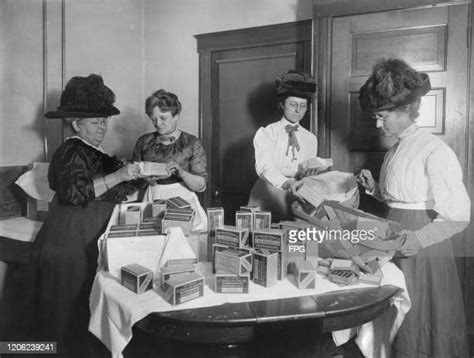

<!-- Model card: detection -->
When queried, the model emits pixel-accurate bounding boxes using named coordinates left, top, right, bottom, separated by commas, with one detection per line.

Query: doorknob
left=211, top=189, right=221, bottom=200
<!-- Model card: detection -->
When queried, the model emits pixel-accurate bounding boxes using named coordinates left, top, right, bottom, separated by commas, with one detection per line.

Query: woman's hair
left=145, top=89, right=182, bottom=117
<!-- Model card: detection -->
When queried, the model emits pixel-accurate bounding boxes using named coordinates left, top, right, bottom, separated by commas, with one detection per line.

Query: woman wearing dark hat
left=357, top=59, right=470, bottom=357
left=248, top=70, right=325, bottom=221
left=2, top=74, right=140, bottom=357
left=133, top=89, right=208, bottom=231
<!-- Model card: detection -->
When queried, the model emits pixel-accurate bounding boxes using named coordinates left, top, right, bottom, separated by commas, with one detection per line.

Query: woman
left=3, top=74, right=140, bottom=357
left=248, top=70, right=323, bottom=221
left=357, top=58, right=470, bottom=357
left=133, top=89, right=208, bottom=231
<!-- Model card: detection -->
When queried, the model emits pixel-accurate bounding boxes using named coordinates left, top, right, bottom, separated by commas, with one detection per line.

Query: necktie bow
left=156, top=136, right=176, bottom=144
left=285, top=124, right=300, bottom=161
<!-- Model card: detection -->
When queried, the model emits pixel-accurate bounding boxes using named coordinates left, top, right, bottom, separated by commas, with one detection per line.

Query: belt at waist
left=386, top=201, right=434, bottom=210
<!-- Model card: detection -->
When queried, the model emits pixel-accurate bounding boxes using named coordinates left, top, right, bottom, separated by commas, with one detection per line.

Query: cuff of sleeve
left=414, top=221, right=469, bottom=249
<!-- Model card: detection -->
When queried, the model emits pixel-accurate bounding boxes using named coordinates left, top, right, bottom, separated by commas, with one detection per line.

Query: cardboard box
left=254, top=211, right=271, bottom=230
left=240, top=205, right=261, bottom=213
left=328, top=269, right=358, bottom=285
left=162, top=272, right=204, bottom=306
left=207, top=207, right=224, bottom=235
left=152, top=199, right=167, bottom=218
left=252, top=249, right=279, bottom=287
left=121, top=264, right=153, bottom=294
left=107, top=231, right=137, bottom=239
left=215, top=271, right=249, bottom=294
left=358, top=269, right=383, bottom=285
left=252, top=228, right=286, bottom=251
left=215, top=225, right=249, bottom=248
left=166, top=196, right=192, bottom=210
left=160, top=264, right=198, bottom=287
left=214, top=247, right=252, bottom=276
left=235, top=211, right=253, bottom=232
left=165, top=258, right=199, bottom=266
left=110, top=224, right=138, bottom=232
left=162, top=213, right=193, bottom=235
left=212, top=243, right=230, bottom=273
left=292, top=261, right=316, bottom=289
left=138, top=161, right=168, bottom=177
left=124, top=206, right=141, bottom=225
left=167, top=207, right=195, bottom=217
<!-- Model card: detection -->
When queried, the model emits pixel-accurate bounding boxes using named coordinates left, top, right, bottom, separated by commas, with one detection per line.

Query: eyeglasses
left=85, top=118, right=109, bottom=126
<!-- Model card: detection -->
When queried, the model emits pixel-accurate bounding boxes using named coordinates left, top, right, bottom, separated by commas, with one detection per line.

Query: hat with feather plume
left=45, top=74, right=120, bottom=119
left=359, top=58, right=431, bottom=112
left=275, top=70, right=317, bottom=99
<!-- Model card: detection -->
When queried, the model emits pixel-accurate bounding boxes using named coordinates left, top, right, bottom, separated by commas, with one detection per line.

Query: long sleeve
left=132, top=136, right=144, bottom=162
left=254, top=127, right=289, bottom=188
left=189, top=138, right=208, bottom=180
left=414, top=146, right=471, bottom=248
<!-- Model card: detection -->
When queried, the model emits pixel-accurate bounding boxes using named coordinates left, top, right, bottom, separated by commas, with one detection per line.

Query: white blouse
left=253, top=118, right=318, bottom=189
left=374, top=124, right=471, bottom=248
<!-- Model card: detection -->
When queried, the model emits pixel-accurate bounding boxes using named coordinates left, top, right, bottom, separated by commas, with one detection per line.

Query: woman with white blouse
left=248, top=70, right=319, bottom=221
left=357, top=58, right=470, bottom=357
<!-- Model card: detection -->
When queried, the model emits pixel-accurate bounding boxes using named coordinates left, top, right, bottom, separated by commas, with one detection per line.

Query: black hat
left=275, top=70, right=317, bottom=99
left=45, top=74, right=120, bottom=119
left=359, top=58, right=431, bottom=112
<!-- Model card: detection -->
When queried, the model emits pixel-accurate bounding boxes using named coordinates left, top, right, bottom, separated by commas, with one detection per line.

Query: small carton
left=207, top=207, right=224, bottom=235
left=162, top=212, right=193, bottom=235
left=110, top=224, right=138, bottom=232
left=152, top=199, right=167, bottom=218
left=328, top=270, right=358, bottom=285
left=235, top=211, right=254, bottom=232
left=239, top=205, right=261, bottom=213
left=124, top=206, right=141, bottom=225
left=292, top=261, right=316, bottom=289
left=165, top=258, right=199, bottom=266
left=215, top=270, right=249, bottom=294
left=358, top=269, right=383, bottom=285
left=214, top=247, right=253, bottom=276
left=212, top=243, right=230, bottom=273
left=138, top=161, right=168, bottom=177
left=162, top=272, right=204, bottom=306
left=330, top=259, right=358, bottom=272
left=107, top=231, right=137, bottom=239
left=166, top=196, right=192, bottom=210
left=160, top=264, right=198, bottom=287
left=252, top=228, right=286, bottom=251
left=121, top=264, right=153, bottom=294
left=215, top=225, right=250, bottom=248
left=139, top=221, right=162, bottom=233
left=167, top=207, right=195, bottom=217
left=254, top=211, right=271, bottom=230
left=252, top=249, right=279, bottom=287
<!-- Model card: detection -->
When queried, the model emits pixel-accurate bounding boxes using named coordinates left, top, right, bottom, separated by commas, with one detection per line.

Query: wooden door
left=197, top=22, right=312, bottom=223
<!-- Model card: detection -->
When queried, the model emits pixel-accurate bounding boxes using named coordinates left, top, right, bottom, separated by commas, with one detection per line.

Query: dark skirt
left=388, top=208, right=468, bottom=358
left=2, top=199, right=115, bottom=358
left=248, top=177, right=297, bottom=222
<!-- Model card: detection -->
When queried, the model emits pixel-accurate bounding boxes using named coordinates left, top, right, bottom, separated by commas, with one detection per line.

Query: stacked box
left=254, top=211, right=271, bottom=230
left=358, top=269, right=383, bottom=285
left=330, top=259, right=359, bottom=274
left=124, top=206, right=141, bottom=225
left=160, top=264, right=198, bottom=287
left=240, top=205, right=261, bottom=213
left=152, top=199, right=167, bottom=218
left=252, top=249, right=279, bottom=287
left=162, top=272, right=204, bottom=306
left=215, top=225, right=249, bottom=248
left=252, top=228, right=289, bottom=280
left=162, top=212, right=193, bottom=235
left=214, top=247, right=252, bottom=276
left=167, top=207, right=195, bottom=217
left=167, top=196, right=192, bottom=210
left=235, top=211, right=253, bottom=232
left=215, top=271, right=249, bottom=294
left=292, top=261, right=316, bottom=289
left=139, top=221, right=161, bottom=233
left=121, top=264, right=153, bottom=294
left=328, top=270, right=358, bottom=285
left=212, top=243, right=230, bottom=273
left=165, top=258, right=198, bottom=266
left=107, top=230, right=137, bottom=239
left=207, top=207, right=224, bottom=261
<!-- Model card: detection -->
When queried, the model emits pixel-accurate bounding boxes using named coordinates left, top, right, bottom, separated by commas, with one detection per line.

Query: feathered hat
left=359, top=58, right=431, bottom=112
left=275, top=70, right=317, bottom=99
left=45, top=74, right=120, bottom=119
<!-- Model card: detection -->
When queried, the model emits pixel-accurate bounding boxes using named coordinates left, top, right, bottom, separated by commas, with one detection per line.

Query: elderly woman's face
left=74, top=117, right=108, bottom=147
left=374, top=109, right=412, bottom=137
left=282, top=96, right=308, bottom=123
left=150, top=106, right=179, bottom=136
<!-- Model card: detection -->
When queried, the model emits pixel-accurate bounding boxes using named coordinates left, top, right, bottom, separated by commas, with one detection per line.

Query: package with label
left=165, top=257, right=198, bottom=266
left=235, top=211, right=254, bottom=232
left=160, top=264, right=198, bottom=287
left=167, top=207, right=195, bottom=217
left=212, top=243, right=229, bottom=273
left=214, top=247, right=252, bottom=276
left=138, top=161, right=168, bottom=177
left=240, top=205, right=260, bottom=213
left=254, top=211, right=271, bottom=230
left=215, top=225, right=250, bottom=248
left=162, top=213, right=193, bottom=235
left=207, top=207, right=224, bottom=234
left=107, top=231, right=138, bottom=239
left=290, top=261, right=316, bottom=289
left=167, top=196, right=192, bottom=210
left=215, top=270, right=249, bottom=294
left=252, top=228, right=286, bottom=251
left=121, top=264, right=153, bottom=294
left=162, top=272, right=204, bottom=306
left=252, top=249, right=279, bottom=287
left=358, top=269, right=383, bottom=285
left=124, top=206, right=141, bottom=225
left=139, top=221, right=161, bottom=233
left=328, top=269, right=358, bottom=285
left=152, top=199, right=167, bottom=218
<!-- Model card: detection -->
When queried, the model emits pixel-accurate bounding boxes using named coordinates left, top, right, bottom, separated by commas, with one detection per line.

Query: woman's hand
left=282, top=178, right=303, bottom=197
left=116, top=163, right=141, bottom=182
left=356, top=169, right=375, bottom=192
left=397, top=230, right=422, bottom=257
left=166, top=161, right=184, bottom=177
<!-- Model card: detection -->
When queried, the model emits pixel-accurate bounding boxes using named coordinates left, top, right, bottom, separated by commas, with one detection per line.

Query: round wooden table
left=127, top=285, right=400, bottom=357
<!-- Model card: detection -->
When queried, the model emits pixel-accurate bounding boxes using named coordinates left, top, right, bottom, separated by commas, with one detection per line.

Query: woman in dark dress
left=133, top=89, right=208, bottom=231
left=3, top=74, right=140, bottom=357
left=357, top=59, right=470, bottom=357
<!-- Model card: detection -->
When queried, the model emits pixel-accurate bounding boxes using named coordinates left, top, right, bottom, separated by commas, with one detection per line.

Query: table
left=131, top=285, right=400, bottom=357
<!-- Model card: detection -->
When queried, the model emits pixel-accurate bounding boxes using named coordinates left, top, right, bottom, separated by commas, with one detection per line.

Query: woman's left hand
left=166, top=161, right=184, bottom=177
left=397, top=230, right=422, bottom=257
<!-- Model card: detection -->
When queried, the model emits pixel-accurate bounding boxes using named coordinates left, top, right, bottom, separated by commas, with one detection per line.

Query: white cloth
left=254, top=117, right=318, bottom=188
left=0, top=217, right=43, bottom=243
left=375, top=124, right=471, bottom=248
left=89, top=261, right=409, bottom=358
left=143, top=182, right=207, bottom=232
left=14, top=163, right=55, bottom=202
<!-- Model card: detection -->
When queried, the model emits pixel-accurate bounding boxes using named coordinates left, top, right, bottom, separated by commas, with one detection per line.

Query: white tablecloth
left=0, top=217, right=42, bottom=242
left=89, top=260, right=410, bottom=358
